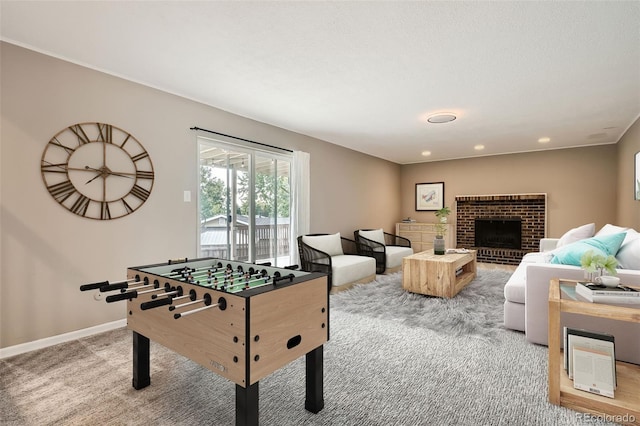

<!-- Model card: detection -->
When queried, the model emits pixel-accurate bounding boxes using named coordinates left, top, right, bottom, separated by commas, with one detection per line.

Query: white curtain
left=290, top=150, right=310, bottom=265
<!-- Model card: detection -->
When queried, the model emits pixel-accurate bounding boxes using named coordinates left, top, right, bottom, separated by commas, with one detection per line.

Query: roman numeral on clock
left=47, top=180, right=76, bottom=202
left=49, top=137, right=75, bottom=154
left=41, top=161, right=68, bottom=173
left=131, top=152, right=149, bottom=162
left=101, top=202, right=111, bottom=220
left=70, top=195, right=91, bottom=216
left=130, top=185, right=150, bottom=201
left=136, top=170, right=154, bottom=179
left=122, top=199, right=134, bottom=214
left=97, top=123, right=113, bottom=143
left=119, top=134, right=131, bottom=149
left=69, top=124, right=91, bottom=145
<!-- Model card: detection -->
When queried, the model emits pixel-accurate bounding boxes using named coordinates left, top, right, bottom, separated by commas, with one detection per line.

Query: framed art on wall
left=635, top=151, right=640, bottom=200
left=415, top=182, right=444, bottom=211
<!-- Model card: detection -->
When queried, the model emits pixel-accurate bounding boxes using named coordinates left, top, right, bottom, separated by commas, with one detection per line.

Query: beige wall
left=309, top=144, right=401, bottom=235
left=616, top=116, right=640, bottom=230
left=0, top=43, right=400, bottom=348
left=401, top=145, right=620, bottom=238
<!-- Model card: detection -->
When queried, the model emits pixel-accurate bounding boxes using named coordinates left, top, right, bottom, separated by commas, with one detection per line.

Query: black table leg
left=236, top=382, right=259, bottom=426
left=305, top=345, right=324, bottom=413
left=132, top=332, right=150, bottom=390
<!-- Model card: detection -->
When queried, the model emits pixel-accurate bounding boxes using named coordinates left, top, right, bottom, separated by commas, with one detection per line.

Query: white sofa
left=504, top=223, right=640, bottom=364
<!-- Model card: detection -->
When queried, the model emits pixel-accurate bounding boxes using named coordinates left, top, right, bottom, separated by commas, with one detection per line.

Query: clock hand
left=82, top=166, right=103, bottom=184
left=85, top=172, right=103, bottom=185
left=62, top=166, right=99, bottom=172
left=103, top=170, right=134, bottom=179
left=83, top=165, right=134, bottom=180
left=42, top=160, right=68, bottom=171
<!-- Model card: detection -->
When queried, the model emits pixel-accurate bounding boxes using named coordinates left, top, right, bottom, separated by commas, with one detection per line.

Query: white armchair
left=354, top=229, right=413, bottom=274
left=297, top=233, right=376, bottom=293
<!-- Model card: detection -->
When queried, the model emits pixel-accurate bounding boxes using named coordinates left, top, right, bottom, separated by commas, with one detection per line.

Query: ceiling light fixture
left=474, top=145, right=485, bottom=151
left=538, top=137, right=551, bottom=143
left=421, top=150, right=432, bottom=157
left=427, top=113, right=457, bottom=124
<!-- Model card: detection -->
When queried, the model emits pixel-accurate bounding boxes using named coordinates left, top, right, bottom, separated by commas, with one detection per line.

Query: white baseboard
left=0, top=319, right=127, bottom=359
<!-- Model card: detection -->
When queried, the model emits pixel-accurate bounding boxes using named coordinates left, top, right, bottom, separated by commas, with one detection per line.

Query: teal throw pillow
left=550, top=232, right=626, bottom=266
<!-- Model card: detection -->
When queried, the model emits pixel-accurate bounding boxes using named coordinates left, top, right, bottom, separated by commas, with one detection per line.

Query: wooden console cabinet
left=548, top=279, right=640, bottom=425
left=396, top=222, right=455, bottom=252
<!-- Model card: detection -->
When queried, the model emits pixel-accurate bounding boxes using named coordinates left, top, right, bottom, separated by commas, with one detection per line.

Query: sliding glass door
left=198, top=138, right=291, bottom=266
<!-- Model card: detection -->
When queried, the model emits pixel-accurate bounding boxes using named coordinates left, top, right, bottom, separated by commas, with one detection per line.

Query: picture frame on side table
left=416, top=182, right=444, bottom=211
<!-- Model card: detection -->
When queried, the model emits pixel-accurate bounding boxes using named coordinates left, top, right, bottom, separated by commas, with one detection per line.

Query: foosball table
left=80, top=258, right=329, bottom=426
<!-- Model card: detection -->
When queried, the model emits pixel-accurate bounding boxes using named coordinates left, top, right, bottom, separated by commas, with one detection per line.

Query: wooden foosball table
left=80, top=258, right=329, bottom=426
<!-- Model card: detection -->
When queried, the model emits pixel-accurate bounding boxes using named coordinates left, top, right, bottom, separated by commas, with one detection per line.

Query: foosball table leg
left=235, top=382, right=259, bottom=426
left=132, top=332, right=150, bottom=390
left=305, top=345, right=324, bottom=413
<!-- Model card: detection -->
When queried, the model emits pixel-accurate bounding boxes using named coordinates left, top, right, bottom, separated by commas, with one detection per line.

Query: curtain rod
left=190, top=126, right=293, bottom=153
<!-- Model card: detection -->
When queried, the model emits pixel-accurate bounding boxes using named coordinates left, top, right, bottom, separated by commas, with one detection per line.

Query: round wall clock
left=41, top=122, right=154, bottom=220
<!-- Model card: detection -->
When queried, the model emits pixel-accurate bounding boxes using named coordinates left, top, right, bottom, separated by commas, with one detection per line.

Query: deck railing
left=200, top=224, right=290, bottom=262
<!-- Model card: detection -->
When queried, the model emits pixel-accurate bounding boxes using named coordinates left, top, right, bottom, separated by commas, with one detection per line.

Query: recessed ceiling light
left=421, top=150, right=431, bottom=157
left=474, top=145, right=485, bottom=150
left=427, top=113, right=457, bottom=124
left=538, top=137, right=551, bottom=143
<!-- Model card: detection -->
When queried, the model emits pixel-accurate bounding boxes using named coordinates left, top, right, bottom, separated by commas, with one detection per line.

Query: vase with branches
left=434, top=206, right=451, bottom=237
left=580, top=249, right=618, bottom=282
left=433, top=206, right=450, bottom=254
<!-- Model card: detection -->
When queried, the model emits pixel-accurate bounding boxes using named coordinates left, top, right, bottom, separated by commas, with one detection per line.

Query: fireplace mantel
left=455, top=193, right=547, bottom=202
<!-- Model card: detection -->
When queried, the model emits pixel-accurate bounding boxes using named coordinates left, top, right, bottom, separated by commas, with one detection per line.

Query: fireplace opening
left=475, top=218, right=522, bottom=249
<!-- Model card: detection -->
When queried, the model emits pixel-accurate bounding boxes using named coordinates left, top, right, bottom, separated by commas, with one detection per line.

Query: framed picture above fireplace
left=416, top=182, right=444, bottom=211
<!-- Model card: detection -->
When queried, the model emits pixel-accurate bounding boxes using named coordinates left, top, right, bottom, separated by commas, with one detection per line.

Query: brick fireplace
left=455, top=194, right=546, bottom=265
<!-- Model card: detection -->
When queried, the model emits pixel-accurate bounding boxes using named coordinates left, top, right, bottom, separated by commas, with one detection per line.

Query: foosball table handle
left=140, top=297, right=173, bottom=310
left=100, top=281, right=130, bottom=292
left=273, top=273, right=296, bottom=285
left=79, top=280, right=109, bottom=291
left=106, top=291, right=138, bottom=303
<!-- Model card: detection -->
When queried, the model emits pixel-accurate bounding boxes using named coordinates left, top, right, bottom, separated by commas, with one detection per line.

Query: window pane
left=199, top=143, right=249, bottom=261
left=254, top=156, right=291, bottom=266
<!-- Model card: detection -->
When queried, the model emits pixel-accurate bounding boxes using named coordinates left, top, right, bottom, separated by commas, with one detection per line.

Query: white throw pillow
left=595, top=224, right=630, bottom=237
left=359, top=229, right=386, bottom=246
left=556, top=223, right=595, bottom=247
left=616, top=236, right=640, bottom=269
left=616, top=229, right=640, bottom=269
left=302, top=233, right=344, bottom=256
left=621, top=228, right=640, bottom=246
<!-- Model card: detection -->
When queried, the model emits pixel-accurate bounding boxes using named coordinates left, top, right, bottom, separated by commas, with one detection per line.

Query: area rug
left=330, top=269, right=511, bottom=340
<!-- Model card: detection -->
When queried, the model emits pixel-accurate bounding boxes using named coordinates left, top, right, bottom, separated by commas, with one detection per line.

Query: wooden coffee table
left=402, top=249, right=477, bottom=298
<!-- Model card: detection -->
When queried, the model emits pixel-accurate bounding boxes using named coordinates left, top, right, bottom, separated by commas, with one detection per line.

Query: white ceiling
left=2, top=1, right=639, bottom=164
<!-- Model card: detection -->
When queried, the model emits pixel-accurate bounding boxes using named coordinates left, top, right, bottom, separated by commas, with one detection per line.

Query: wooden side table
left=548, top=279, right=640, bottom=425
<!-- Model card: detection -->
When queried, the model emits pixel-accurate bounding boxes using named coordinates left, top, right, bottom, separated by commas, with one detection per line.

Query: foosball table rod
left=173, top=294, right=227, bottom=319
